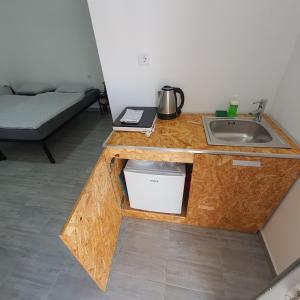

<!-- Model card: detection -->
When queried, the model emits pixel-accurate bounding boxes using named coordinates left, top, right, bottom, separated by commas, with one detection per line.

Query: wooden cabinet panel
left=60, top=150, right=122, bottom=291
left=187, top=154, right=300, bottom=232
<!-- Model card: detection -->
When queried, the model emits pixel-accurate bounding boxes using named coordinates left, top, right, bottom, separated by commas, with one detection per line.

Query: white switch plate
left=138, top=53, right=150, bottom=65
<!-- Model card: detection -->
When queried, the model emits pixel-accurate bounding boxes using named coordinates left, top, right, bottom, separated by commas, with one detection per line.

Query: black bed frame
left=0, top=91, right=103, bottom=164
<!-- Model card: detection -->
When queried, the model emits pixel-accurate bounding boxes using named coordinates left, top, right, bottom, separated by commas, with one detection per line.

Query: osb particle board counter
left=104, top=113, right=300, bottom=159
left=60, top=113, right=300, bottom=292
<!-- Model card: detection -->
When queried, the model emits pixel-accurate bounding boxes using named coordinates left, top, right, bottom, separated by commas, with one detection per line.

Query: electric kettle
left=157, top=86, right=185, bottom=120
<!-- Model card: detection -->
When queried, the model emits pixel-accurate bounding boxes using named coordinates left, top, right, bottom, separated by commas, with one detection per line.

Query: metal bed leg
left=98, top=98, right=105, bottom=114
left=41, top=141, right=55, bottom=164
left=0, top=151, right=7, bottom=161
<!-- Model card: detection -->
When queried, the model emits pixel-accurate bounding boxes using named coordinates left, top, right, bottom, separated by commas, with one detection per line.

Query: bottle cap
left=230, top=100, right=239, bottom=106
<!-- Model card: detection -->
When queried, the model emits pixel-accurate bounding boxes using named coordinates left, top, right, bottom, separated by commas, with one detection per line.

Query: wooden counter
left=60, top=113, right=300, bottom=292
left=104, top=114, right=300, bottom=158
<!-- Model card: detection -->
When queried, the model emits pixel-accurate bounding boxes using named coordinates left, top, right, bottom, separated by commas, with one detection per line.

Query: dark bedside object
left=98, top=82, right=110, bottom=114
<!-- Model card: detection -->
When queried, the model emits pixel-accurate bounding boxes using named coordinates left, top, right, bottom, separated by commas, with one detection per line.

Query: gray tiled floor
left=0, top=111, right=273, bottom=300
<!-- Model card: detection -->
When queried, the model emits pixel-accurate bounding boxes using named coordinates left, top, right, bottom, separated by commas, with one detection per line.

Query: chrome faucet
left=250, top=99, right=268, bottom=122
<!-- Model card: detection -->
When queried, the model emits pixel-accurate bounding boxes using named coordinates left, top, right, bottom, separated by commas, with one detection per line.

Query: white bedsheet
left=0, top=92, right=84, bottom=129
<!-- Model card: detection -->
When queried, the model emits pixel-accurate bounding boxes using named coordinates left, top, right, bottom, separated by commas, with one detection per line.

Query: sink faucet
left=250, top=99, right=268, bottom=122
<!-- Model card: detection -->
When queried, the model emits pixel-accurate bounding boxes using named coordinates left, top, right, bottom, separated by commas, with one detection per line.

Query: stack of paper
left=120, top=109, right=144, bottom=124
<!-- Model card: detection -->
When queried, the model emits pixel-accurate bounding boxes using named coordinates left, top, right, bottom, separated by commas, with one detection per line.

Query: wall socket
left=138, top=53, right=150, bottom=66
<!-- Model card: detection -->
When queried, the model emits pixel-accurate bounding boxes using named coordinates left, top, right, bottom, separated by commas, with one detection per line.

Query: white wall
left=87, top=0, right=300, bottom=119
left=0, top=0, right=103, bottom=87
left=270, top=35, right=300, bottom=143
left=262, top=34, right=300, bottom=274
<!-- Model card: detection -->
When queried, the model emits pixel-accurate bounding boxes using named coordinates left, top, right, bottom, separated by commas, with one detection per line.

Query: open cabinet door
left=60, top=149, right=122, bottom=291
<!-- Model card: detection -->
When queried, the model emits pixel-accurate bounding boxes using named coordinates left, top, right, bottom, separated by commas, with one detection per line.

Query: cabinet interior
left=112, top=158, right=193, bottom=220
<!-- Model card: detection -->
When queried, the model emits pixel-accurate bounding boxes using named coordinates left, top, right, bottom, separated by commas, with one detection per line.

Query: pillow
left=0, top=85, right=13, bottom=95
left=14, top=82, right=55, bottom=95
left=56, top=83, right=92, bottom=93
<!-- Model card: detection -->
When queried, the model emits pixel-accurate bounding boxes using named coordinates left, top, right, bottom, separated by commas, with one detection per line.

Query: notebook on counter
left=113, top=107, right=157, bottom=134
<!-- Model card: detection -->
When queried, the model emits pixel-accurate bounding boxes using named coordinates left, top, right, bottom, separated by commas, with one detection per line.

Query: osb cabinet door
left=187, top=154, right=299, bottom=232
left=60, top=150, right=122, bottom=291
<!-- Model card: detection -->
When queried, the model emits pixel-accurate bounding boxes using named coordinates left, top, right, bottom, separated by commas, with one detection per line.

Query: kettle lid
left=162, top=85, right=174, bottom=91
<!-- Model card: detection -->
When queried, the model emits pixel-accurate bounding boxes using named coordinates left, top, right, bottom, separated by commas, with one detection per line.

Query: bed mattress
left=0, top=89, right=99, bottom=140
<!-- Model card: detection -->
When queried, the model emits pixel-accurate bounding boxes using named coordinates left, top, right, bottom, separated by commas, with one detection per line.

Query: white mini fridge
left=124, top=160, right=186, bottom=214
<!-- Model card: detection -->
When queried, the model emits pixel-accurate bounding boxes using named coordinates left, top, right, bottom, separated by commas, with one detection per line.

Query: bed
left=0, top=88, right=100, bottom=163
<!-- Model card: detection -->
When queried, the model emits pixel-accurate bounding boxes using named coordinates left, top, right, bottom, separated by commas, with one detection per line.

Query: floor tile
left=112, top=250, right=166, bottom=283
left=121, top=229, right=169, bottom=259
left=166, top=259, right=225, bottom=296
left=0, top=247, right=20, bottom=288
left=220, top=247, right=273, bottom=280
left=46, top=271, right=104, bottom=300
left=223, top=272, right=270, bottom=300
left=104, top=271, right=164, bottom=300
left=165, top=284, right=227, bottom=300
left=125, top=218, right=170, bottom=240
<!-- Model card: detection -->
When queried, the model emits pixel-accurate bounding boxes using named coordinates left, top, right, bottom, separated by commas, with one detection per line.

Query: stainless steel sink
left=203, top=117, right=290, bottom=148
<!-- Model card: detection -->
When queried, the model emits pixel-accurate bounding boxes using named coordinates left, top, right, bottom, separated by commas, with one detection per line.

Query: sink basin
left=209, top=120, right=272, bottom=143
left=203, top=117, right=290, bottom=148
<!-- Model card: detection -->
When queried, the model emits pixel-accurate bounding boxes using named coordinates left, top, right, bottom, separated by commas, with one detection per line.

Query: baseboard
left=258, top=231, right=279, bottom=277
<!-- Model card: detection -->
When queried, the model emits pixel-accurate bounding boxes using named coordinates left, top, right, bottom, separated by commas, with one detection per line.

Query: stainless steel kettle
left=157, top=86, right=185, bottom=120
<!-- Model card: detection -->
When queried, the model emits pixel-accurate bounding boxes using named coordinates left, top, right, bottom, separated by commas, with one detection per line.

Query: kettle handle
left=174, top=87, right=185, bottom=112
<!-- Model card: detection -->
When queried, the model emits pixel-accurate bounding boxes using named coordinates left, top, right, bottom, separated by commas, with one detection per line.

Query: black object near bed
left=0, top=85, right=101, bottom=164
